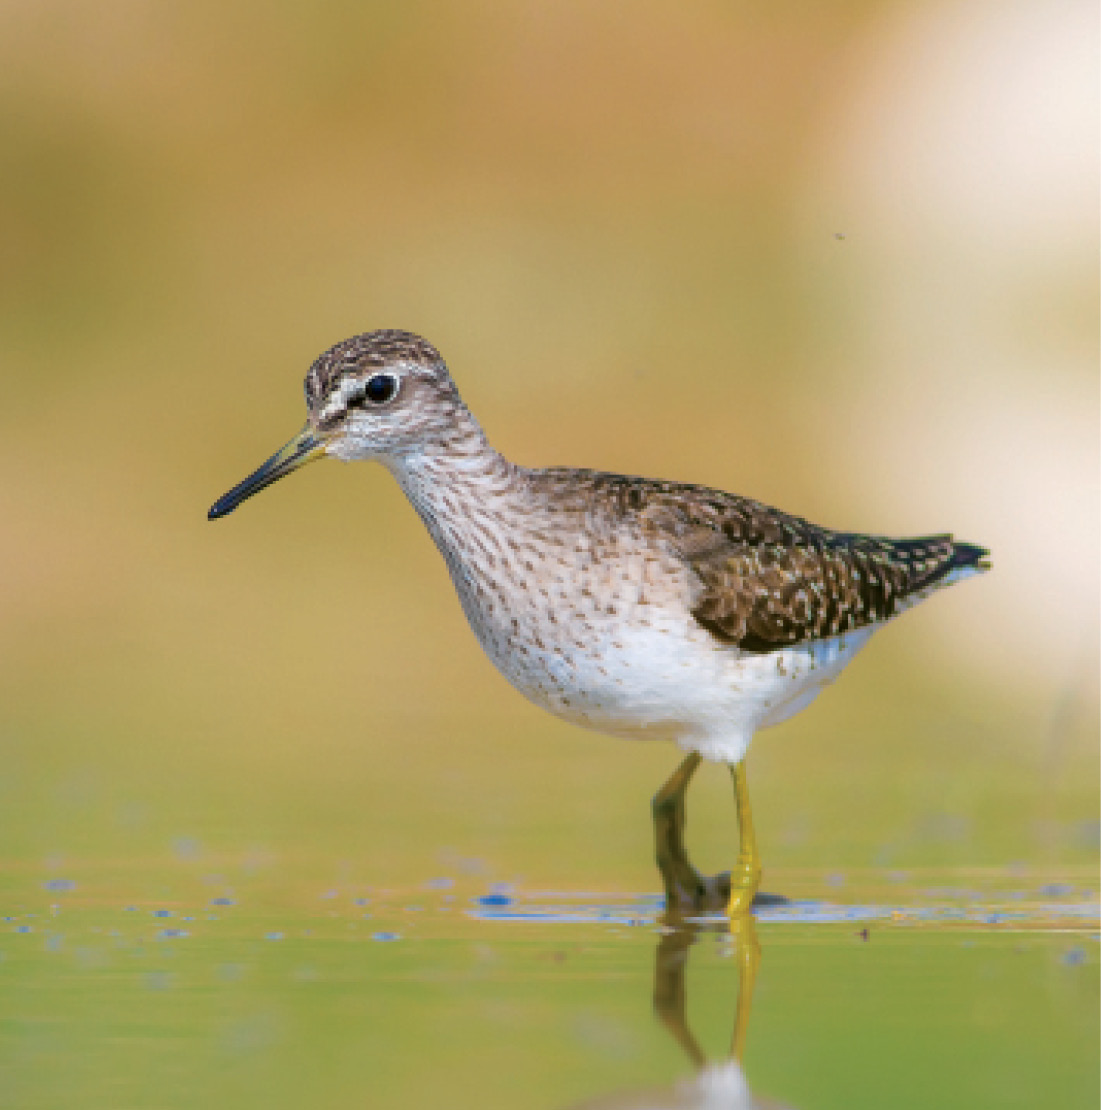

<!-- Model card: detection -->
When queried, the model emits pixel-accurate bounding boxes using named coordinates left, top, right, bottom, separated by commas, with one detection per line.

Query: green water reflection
left=1, top=869, right=1097, bottom=1109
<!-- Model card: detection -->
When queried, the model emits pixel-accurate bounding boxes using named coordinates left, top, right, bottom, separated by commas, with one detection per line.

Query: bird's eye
left=362, top=373, right=398, bottom=405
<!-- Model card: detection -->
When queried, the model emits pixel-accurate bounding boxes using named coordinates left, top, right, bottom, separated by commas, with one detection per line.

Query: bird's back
left=530, top=466, right=989, bottom=655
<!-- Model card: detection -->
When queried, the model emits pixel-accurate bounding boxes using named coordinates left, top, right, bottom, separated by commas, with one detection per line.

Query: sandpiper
left=209, top=329, right=989, bottom=918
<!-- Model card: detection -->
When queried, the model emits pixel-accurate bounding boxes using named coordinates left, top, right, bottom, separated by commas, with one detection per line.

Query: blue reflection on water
left=476, top=893, right=513, bottom=907
left=469, top=892, right=1101, bottom=928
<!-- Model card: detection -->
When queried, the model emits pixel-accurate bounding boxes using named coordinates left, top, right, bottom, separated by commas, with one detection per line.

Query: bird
left=208, top=329, right=989, bottom=919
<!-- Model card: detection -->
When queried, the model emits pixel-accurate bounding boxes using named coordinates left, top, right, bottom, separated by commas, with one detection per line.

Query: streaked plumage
left=209, top=328, right=989, bottom=915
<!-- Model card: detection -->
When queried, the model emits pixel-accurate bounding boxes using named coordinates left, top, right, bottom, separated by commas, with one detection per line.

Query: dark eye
left=363, top=373, right=398, bottom=404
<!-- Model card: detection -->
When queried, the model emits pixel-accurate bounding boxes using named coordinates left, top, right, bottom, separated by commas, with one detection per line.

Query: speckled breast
left=439, top=513, right=734, bottom=739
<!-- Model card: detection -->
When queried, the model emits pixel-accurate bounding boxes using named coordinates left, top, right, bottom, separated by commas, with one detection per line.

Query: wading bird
left=209, top=330, right=988, bottom=919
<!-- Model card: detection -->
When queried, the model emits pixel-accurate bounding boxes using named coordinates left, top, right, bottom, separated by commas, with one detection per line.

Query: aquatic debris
left=371, top=932, right=401, bottom=942
left=42, top=878, right=77, bottom=892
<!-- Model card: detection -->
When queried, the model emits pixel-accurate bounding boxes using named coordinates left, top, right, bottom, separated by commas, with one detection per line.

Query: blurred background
left=1, top=0, right=1097, bottom=894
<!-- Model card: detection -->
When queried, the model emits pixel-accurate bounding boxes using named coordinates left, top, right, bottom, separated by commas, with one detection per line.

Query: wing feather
left=538, top=468, right=988, bottom=654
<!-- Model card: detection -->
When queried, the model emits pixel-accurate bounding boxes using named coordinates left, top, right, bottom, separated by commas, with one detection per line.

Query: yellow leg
left=727, top=912, right=761, bottom=1061
left=652, top=753, right=711, bottom=913
left=652, top=753, right=702, bottom=876
left=727, top=761, right=762, bottom=918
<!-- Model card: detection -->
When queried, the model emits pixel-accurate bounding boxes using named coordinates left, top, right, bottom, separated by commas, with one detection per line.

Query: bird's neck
left=384, top=419, right=523, bottom=576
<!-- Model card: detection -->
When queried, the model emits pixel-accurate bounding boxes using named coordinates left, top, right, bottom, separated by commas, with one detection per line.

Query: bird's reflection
left=562, top=777, right=794, bottom=1109
left=653, top=912, right=759, bottom=1075
left=565, top=909, right=793, bottom=1109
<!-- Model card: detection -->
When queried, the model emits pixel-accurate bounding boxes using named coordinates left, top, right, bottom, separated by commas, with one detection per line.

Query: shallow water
left=2, top=864, right=1097, bottom=1109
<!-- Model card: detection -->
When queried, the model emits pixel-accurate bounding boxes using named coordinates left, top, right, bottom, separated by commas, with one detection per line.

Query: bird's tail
left=898, top=535, right=991, bottom=594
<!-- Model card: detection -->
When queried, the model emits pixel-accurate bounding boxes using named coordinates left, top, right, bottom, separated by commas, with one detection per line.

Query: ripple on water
left=468, top=892, right=1101, bottom=929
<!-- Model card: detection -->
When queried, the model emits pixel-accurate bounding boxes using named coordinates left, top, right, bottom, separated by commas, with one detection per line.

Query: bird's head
left=208, top=329, right=467, bottom=520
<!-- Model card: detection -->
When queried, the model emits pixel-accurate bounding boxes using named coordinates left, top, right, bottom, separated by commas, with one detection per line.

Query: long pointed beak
left=208, top=426, right=327, bottom=520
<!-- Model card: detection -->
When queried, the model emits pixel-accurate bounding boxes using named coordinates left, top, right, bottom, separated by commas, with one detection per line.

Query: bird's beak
left=208, top=425, right=327, bottom=520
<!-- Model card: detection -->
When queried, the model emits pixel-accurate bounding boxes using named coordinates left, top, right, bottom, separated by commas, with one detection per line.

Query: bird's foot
left=662, top=867, right=733, bottom=916
left=662, top=865, right=786, bottom=920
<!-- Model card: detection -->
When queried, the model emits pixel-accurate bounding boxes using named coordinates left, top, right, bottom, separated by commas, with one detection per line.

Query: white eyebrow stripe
left=320, top=376, right=368, bottom=421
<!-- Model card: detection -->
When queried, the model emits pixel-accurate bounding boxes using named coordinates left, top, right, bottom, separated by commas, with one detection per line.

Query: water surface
left=3, top=864, right=1096, bottom=1109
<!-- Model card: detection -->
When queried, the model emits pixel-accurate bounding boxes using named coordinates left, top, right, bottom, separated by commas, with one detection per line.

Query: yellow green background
left=0, top=3, right=1097, bottom=1107
left=3, top=0, right=1095, bottom=882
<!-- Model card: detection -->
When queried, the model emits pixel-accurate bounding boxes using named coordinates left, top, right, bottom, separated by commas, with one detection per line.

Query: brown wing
left=639, top=486, right=985, bottom=652
left=539, top=469, right=988, bottom=654
left=685, top=532, right=975, bottom=652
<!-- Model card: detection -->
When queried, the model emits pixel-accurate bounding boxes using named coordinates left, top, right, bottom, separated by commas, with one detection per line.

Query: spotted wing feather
left=541, top=470, right=988, bottom=654
left=647, top=487, right=987, bottom=651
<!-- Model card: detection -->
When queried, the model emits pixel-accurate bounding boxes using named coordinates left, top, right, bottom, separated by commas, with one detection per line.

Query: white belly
left=425, top=498, right=879, bottom=766
left=469, top=581, right=879, bottom=765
